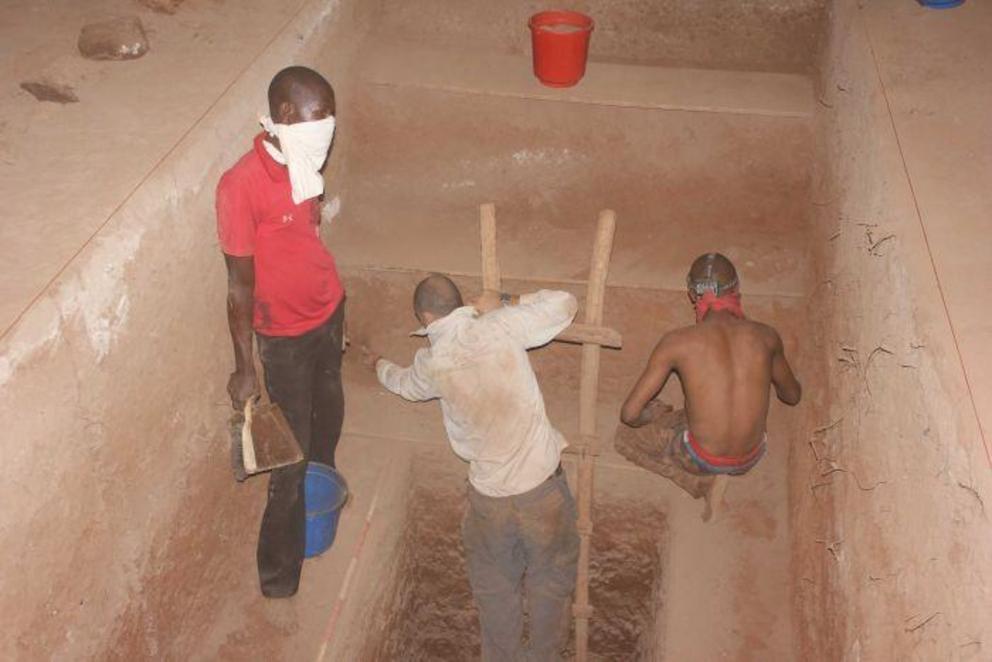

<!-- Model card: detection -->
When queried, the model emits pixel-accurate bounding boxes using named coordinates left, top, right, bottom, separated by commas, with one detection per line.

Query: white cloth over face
left=261, top=138, right=286, bottom=165
left=376, top=290, right=579, bottom=497
left=259, top=115, right=336, bottom=204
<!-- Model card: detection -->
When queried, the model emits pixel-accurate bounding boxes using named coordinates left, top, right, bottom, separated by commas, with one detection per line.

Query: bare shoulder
left=746, top=319, right=785, bottom=350
left=651, top=325, right=695, bottom=358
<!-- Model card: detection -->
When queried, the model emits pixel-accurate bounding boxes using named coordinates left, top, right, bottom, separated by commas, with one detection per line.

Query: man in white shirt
left=364, top=273, right=580, bottom=661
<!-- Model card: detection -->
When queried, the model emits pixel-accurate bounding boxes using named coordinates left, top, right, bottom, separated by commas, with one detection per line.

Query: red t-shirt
left=216, top=133, right=344, bottom=336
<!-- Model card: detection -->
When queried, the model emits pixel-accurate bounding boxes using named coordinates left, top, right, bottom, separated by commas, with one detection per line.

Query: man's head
left=686, top=252, right=739, bottom=302
left=413, top=274, right=464, bottom=327
left=268, top=66, right=335, bottom=125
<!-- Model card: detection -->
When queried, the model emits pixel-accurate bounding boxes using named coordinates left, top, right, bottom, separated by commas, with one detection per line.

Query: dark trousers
left=462, top=470, right=580, bottom=661
left=255, top=301, right=345, bottom=598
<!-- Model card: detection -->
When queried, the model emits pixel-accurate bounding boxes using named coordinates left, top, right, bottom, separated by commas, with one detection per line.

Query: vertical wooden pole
left=480, top=203, right=501, bottom=291
left=574, top=210, right=616, bottom=662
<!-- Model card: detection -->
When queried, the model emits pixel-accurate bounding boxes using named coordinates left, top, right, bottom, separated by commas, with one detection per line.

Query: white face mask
left=259, top=115, right=336, bottom=204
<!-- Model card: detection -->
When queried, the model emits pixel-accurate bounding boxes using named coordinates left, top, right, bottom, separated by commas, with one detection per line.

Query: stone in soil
left=77, top=16, right=150, bottom=61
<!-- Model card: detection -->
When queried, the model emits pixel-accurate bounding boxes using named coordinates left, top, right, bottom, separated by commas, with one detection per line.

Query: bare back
left=621, top=312, right=801, bottom=457
left=672, top=318, right=778, bottom=454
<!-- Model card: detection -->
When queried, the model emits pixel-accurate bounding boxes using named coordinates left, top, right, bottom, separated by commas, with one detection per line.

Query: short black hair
left=414, top=274, right=464, bottom=319
left=267, top=66, right=334, bottom=117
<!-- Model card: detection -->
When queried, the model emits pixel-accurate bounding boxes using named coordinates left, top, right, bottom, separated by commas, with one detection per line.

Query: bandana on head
left=694, top=291, right=745, bottom=323
left=260, top=115, right=336, bottom=204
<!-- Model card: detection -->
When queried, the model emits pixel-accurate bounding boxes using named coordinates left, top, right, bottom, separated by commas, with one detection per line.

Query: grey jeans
left=462, top=469, right=580, bottom=662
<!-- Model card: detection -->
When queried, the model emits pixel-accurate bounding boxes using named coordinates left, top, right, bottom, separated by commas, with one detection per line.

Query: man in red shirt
left=216, top=66, right=345, bottom=598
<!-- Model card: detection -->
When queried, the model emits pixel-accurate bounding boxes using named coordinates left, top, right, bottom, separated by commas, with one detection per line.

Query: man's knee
left=531, top=539, right=578, bottom=598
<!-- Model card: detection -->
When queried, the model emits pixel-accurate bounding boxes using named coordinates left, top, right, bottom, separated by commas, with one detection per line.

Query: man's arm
left=217, top=169, right=260, bottom=410
left=476, top=289, right=578, bottom=349
left=224, top=254, right=259, bottom=410
left=770, top=331, right=802, bottom=406
left=374, top=348, right=439, bottom=402
left=620, top=336, right=677, bottom=427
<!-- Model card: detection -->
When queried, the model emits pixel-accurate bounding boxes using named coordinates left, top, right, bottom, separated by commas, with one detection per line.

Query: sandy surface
left=0, top=0, right=347, bottom=658
left=0, top=0, right=308, bottom=337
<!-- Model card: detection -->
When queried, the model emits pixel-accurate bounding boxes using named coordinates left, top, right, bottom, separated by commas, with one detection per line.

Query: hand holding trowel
left=229, top=356, right=303, bottom=482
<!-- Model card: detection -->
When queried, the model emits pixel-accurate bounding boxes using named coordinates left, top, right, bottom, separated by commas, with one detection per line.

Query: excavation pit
left=5, top=1, right=991, bottom=660
left=358, top=450, right=667, bottom=661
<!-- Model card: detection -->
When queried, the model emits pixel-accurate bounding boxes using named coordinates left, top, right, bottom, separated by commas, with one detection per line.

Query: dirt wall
left=0, top=1, right=372, bottom=658
left=792, top=1, right=992, bottom=659
left=372, top=0, right=827, bottom=74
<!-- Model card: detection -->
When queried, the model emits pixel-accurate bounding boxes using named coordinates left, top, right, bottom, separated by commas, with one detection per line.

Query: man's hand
left=227, top=369, right=259, bottom=411
left=360, top=345, right=381, bottom=372
left=470, top=290, right=517, bottom=315
left=624, top=398, right=673, bottom=428
left=469, top=290, right=502, bottom=315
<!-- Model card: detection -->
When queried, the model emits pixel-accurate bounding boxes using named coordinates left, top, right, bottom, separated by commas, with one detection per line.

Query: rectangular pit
left=357, top=449, right=667, bottom=661
left=9, top=1, right=991, bottom=661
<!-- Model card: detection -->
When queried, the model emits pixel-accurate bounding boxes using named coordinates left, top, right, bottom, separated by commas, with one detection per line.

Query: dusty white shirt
left=376, top=290, right=578, bottom=497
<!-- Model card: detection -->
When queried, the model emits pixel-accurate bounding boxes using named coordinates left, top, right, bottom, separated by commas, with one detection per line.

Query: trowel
left=230, top=391, right=303, bottom=482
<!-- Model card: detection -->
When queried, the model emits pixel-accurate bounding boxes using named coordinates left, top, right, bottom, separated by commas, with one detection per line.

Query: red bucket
left=529, top=11, right=594, bottom=88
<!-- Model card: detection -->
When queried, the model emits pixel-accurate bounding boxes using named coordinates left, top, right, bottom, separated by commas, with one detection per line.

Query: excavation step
left=363, top=42, right=815, bottom=118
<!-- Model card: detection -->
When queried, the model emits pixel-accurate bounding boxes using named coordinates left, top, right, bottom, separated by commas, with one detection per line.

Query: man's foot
left=701, top=475, right=729, bottom=522
left=665, top=470, right=712, bottom=501
left=261, top=587, right=298, bottom=599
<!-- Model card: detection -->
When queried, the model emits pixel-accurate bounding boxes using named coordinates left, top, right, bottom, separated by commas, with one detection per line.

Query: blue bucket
left=918, top=0, right=964, bottom=8
left=304, top=462, right=348, bottom=558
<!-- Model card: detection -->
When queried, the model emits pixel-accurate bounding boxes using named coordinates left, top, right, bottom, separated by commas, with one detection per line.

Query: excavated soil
left=362, top=452, right=665, bottom=661
left=582, top=500, right=665, bottom=659
left=361, top=456, right=479, bottom=662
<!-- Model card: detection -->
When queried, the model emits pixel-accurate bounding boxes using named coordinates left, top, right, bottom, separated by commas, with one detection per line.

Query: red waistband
left=685, top=430, right=764, bottom=467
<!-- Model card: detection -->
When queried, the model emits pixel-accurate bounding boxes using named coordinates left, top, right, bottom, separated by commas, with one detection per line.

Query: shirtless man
left=616, top=253, right=802, bottom=520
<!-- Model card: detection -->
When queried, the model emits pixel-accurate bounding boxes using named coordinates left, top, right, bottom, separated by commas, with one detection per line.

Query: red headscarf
left=694, top=291, right=744, bottom=323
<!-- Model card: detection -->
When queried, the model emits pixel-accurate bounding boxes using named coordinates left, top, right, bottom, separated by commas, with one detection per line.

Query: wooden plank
left=554, top=322, right=622, bottom=349
left=479, top=203, right=501, bottom=291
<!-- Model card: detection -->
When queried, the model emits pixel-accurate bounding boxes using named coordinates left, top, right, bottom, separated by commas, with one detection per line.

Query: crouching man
left=364, top=275, right=580, bottom=661
left=616, top=253, right=802, bottom=520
